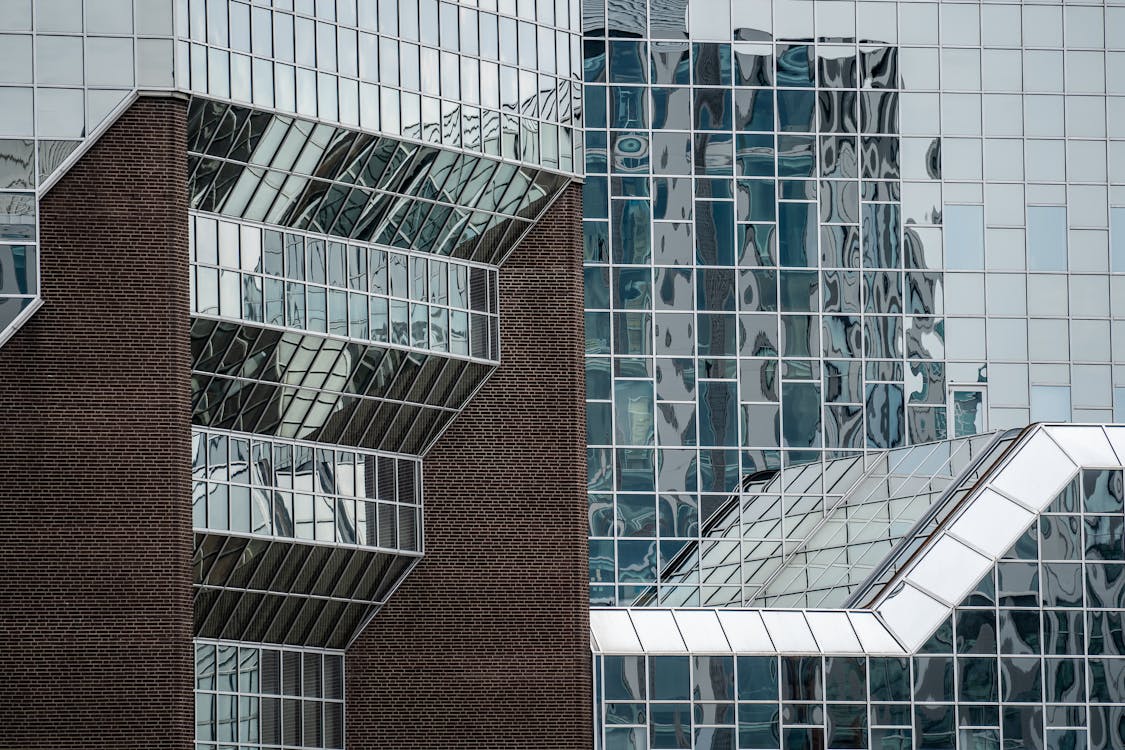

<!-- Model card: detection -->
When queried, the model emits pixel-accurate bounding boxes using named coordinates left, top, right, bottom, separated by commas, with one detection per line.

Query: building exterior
left=4, top=0, right=1125, bottom=749
left=583, top=0, right=1125, bottom=609
left=0, top=1, right=590, bottom=748
left=583, top=1, right=1125, bottom=750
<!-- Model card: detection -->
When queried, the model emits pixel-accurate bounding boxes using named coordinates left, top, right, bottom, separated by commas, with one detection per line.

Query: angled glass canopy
left=637, top=431, right=1014, bottom=608
left=187, top=98, right=572, bottom=266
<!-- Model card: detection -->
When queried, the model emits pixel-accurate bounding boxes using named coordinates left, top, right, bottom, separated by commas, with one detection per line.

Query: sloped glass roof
left=639, top=430, right=1016, bottom=609
left=595, top=424, right=1125, bottom=658
left=759, top=430, right=1019, bottom=608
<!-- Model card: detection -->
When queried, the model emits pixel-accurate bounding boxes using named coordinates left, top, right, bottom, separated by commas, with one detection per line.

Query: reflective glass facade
left=0, top=0, right=585, bottom=741
left=172, top=2, right=581, bottom=727
left=591, top=424, right=1125, bottom=750
left=585, top=1, right=1125, bottom=747
left=0, top=0, right=176, bottom=338
left=583, top=0, right=1125, bottom=607
left=174, top=0, right=583, bottom=171
left=195, top=640, right=345, bottom=749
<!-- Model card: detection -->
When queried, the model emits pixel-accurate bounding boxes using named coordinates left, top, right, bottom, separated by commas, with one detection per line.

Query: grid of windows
left=0, top=0, right=176, bottom=338
left=626, top=431, right=1008, bottom=609
left=192, top=427, right=422, bottom=552
left=187, top=99, right=569, bottom=266
left=175, top=0, right=583, bottom=171
left=190, top=212, right=501, bottom=362
left=195, top=640, right=345, bottom=750
left=190, top=319, right=495, bottom=455
left=593, top=468, right=1125, bottom=750
left=583, top=0, right=1125, bottom=604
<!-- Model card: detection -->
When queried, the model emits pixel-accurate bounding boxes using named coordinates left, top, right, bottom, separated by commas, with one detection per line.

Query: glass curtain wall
left=583, top=0, right=1125, bottom=606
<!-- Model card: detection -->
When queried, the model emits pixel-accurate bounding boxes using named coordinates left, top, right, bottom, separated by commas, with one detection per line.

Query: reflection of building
left=0, top=2, right=589, bottom=748
left=584, top=1, right=1125, bottom=748
left=594, top=424, right=1125, bottom=750
left=584, top=0, right=1125, bottom=600
left=7, top=0, right=1125, bottom=748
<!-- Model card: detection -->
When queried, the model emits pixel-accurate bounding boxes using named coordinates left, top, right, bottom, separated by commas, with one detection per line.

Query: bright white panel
left=877, top=582, right=950, bottom=652
left=716, top=611, right=775, bottom=653
left=948, top=488, right=1036, bottom=557
left=804, top=611, right=863, bottom=653
left=991, top=431, right=1076, bottom=509
left=673, top=610, right=732, bottom=653
left=630, top=610, right=687, bottom=653
left=1101, top=425, right=1125, bottom=466
left=847, top=612, right=905, bottom=654
left=906, top=534, right=994, bottom=605
left=590, top=609, right=642, bottom=654
left=1045, top=425, right=1120, bottom=468
left=761, top=611, right=819, bottom=653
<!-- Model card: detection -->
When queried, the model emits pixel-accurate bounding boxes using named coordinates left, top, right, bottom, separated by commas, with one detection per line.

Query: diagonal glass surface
left=754, top=431, right=1016, bottom=608
left=187, top=98, right=571, bottom=266
left=637, top=431, right=1018, bottom=609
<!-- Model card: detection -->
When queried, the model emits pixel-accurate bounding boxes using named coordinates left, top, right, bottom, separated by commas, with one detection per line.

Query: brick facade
left=0, top=97, right=193, bottom=750
left=345, top=182, right=590, bottom=748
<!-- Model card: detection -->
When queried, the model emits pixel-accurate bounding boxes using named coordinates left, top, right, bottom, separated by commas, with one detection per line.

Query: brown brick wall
left=0, top=97, right=193, bottom=750
left=345, top=182, right=590, bottom=749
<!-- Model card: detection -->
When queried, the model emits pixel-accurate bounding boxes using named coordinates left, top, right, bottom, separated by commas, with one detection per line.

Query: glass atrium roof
left=597, top=424, right=1125, bottom=657
left=638, top=431, right=1015, bottom=609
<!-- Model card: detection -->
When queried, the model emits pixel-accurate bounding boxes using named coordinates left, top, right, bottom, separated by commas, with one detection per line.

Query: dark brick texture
left=345, top=182, right=590, bottom=749
left=0, top=96, right=193, bottom=750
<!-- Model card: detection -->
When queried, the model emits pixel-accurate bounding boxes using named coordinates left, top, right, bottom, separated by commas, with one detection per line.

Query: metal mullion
left=245, top=380, right=293, bottom=438
left=432, top=206, right=475, bottom=260
left=201, top=105, right=252, bottom=163
left=271, top=337, right=332, bottom=433
left=353, top=350, right=415, bottom=446
left=211, top=541, right=280, bottom=638
left=202, top=369, right=458, bottom=420
left=304, top=598, right=349, bottom=650
left=336, top=132, right=379, bottom=185
left=192, top=587, right=225, bottom=643
left=331, top=351, right=387, bottom=440
left=192, top=318, right=240, bottom=374
left=373, top=192, right=417, bottom=247
left=252, top=542, right=312, bottom=600
left=348, top=189, right=394, bottom=241
left=454, top=158, right=503, bottom=210
left=196, top=587, right=243, bottom=641
left=237, top=555, right=317, bottom=646
left=207, top=535, right=255, bottom=591
left=352, top=137, right=398, bottom=191
left=312, top=128, right=361, bottom=183
left=278, top=596, right=331, bottom=647
left=239, top=164, right=289, bottom=225
left=374, top=400, right=418, bottom=454
left=333, top=548, right=382, bottom=601
left=214, top=585, right=264, bottom=644
left=378, top=143, right=428, bottom=197
left=389, top=357, right=454, bottom=458
left=387, top=201, right=431, bottom=251
left=194, top=532, right=234, bottom=589
left=236, top=552, right=296, bottom=634
left=286, top=350, right=352, bottom=441
left=280, top=176, right=333, bottom=231
left=324, top=185, right=374, bottom=239
left=235, top=378, right=283, bottom=434
left=309, top=182, right=354, bottom=236
left=415, top=150, right=466, bottom=204
left=192, top=100, right=236, bottom=158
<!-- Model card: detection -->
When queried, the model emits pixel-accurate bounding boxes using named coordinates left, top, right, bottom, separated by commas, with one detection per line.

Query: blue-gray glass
left=580, top=0, right=1125, bottom=606
left=596, top=483, right=1125, bottom=745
